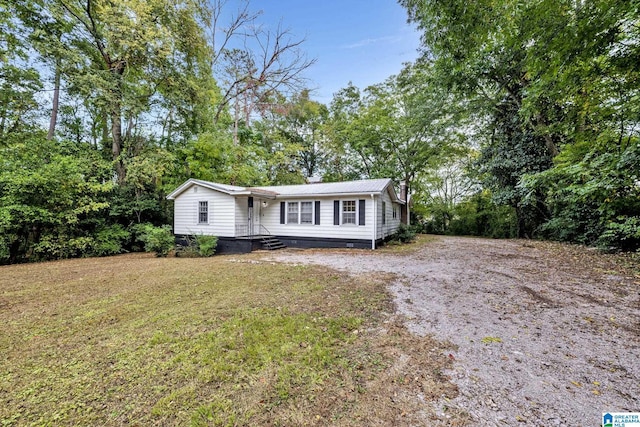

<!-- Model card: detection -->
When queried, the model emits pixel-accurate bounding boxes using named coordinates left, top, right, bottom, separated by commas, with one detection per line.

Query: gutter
left=371, top=193, right=376, bottom=250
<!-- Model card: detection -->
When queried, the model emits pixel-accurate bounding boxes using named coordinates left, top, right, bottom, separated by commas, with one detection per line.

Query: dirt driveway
left=265, top=236, right=640, bottom=426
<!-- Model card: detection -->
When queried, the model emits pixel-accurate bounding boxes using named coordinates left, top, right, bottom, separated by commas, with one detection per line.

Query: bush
left=195, top=235, right=218, bottom=257
left=138, top=224, right=175, bottom=257
left=93, top=224, right=130, bottom=256
left=176, top=234, right=218, bottom=257
left=597, top=216, right=640, bottom=252
left=394, top=223, right=417, bottom=243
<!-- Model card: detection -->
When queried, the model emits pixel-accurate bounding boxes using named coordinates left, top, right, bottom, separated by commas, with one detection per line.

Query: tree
left=43, top=0, right=212, bottom=183
left=401, top=0, right=639, bottom=247
left=254, top=89, right=329, bottom=181
left=205, top=0, right=315, bottom=142
left=0, top=1, right=44, bottom=144
left=0, top=133, right=112, bottom=263
left=327, top=63, right=457, bottom=195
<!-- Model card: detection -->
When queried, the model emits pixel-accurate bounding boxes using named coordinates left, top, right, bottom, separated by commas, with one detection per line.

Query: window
left=300, top=201, right=313, bottom=224
left=342, top=200, right=356, bottom=224
left=198, top=201, right=208, bottom=224
left=392, top=206, right=397, bottom=219
left=382, top=201, right=386, bottom=224
left=287, top=202, right=299, bottom=224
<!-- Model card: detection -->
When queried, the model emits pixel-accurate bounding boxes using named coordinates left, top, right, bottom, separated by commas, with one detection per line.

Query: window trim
left=287, top=201, right=299, bottom=224
left=198, top=201, right=209, bottom=224
left=342, top=200, right=357, bottom=225
left=300, top=201, right=313, bottom=224
left=285, top=200, right=316, bottom=225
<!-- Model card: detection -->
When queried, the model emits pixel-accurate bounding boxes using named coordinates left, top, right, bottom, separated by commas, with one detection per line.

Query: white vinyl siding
left=262, top=196, right=373, bottom=240
left=375, top=189, right=401, bottom=240
left=173, top=185, right=237, bottom=237
left=171, top=181, right=403, bottom=243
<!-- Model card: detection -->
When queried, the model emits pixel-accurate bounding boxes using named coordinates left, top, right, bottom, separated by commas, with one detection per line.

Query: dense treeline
left=402, top=0, right=639, bottom=250
left=1, top=0, right=638, bottom=264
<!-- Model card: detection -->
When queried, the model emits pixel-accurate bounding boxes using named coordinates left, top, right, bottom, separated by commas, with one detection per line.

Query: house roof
left=167, top=178, right=405, bottom=203
left=166, top=179, right=278, bottom=200
left=255, top=179, right=403, bottom=201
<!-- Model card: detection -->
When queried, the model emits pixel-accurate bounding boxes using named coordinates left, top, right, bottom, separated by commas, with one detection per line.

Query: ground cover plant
left=0, top=252, right=459, bottom=426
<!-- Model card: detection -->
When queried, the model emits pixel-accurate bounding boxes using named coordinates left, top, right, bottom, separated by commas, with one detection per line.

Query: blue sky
left=253, top=0, right=422, bottom=103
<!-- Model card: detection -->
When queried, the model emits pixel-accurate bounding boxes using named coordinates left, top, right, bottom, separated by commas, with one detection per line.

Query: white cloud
left=341, top=35, right=401, bottom=49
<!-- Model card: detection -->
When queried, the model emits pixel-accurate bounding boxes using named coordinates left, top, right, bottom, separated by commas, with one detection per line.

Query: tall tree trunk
left=111, top=64, right=126, bottom=184
left=112, top=102, right=125, bottom=184
left=47, top=64, right=61, bottom=140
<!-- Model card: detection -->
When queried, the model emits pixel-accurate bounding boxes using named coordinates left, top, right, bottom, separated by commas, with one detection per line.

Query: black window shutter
left=314, top=201, right=320, bottom=225
left=333, top=200, right=340, bottom=225
left=358, top=199, right=366, bottom=225
left=280, top=202, right=285, bottom=224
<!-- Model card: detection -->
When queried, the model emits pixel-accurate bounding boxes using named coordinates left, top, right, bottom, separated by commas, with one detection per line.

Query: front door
left=247, top=197, right=261, bottom=236
left=252, top=201, right=261, bottom=235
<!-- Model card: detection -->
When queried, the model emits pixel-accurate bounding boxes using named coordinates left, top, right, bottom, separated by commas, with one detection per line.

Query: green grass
left=0, top=253, right=459, bottom=426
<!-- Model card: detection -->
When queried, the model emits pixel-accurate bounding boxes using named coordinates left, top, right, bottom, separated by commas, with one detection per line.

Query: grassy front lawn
left=0, top=253, right=458, bottom=426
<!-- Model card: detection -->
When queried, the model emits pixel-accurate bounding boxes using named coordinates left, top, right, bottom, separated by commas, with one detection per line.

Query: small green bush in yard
left=195, top=235, right=218, bottom=257
left=176, top=235, right=218, bottom=257
left=394, top=223, right=417, bottom=243
left=138, top=224, right=175, bottom=257
left=94, top=224, right=130, bottom=256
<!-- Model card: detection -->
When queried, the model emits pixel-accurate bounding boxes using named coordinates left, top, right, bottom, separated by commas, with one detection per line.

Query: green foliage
left=451, top=193, right=517, bottom=239
left=521, top=138, right=640, bottom=250
left=93, top=224, right=131, bottom=256
left=400, top=0, right=640, bottom=250
left=394, top=223, right=417, bottom=243
left=176, top=234, right=219, bottom=257
left=179, top=131, right=267, bottom=186
left=421, top=191, right=517, bottom=239
left=598, top=217, right=640, bottom=252
left=195, top=235, right=218, bottom=257
left=137, top=224, right=175, bottom=257
left=0, top=133, right=112, bottom=263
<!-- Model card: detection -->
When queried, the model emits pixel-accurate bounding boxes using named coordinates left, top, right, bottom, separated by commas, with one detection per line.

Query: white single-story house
left=166, top=178, right=409, bottom=253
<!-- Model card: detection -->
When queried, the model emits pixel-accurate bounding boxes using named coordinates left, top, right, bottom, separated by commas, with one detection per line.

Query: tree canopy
left=2, top=0, right=638, bottom=264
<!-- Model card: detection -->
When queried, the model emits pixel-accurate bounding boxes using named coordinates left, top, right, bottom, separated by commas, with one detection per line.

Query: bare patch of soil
left=265, top=236, right=640, bottom=426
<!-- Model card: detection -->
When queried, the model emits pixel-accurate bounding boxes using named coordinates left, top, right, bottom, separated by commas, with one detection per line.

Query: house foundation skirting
left=175, top=235, right=262, bottom=254
left=276, top=236, right=378, bottom=250
left=175, top=235, right=392, bottom=254
left=176, top=235, right=396, bottom=254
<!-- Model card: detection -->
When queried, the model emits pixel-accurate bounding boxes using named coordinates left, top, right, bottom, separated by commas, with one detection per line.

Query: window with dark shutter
left=343, top=200, right=356, bottom=224
left=300, top=201, right=313, bottom=224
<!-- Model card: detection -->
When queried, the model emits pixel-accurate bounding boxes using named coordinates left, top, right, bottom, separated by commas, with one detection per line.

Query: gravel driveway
left=264, top=236, right=640, bottom=426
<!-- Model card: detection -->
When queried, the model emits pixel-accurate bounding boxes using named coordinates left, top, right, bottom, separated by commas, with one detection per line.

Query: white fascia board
left=166, top=179, right=199, bottom=200
left=167, top=179, right=239, bottom=199
left=273, top=191, right=384, bottom=199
